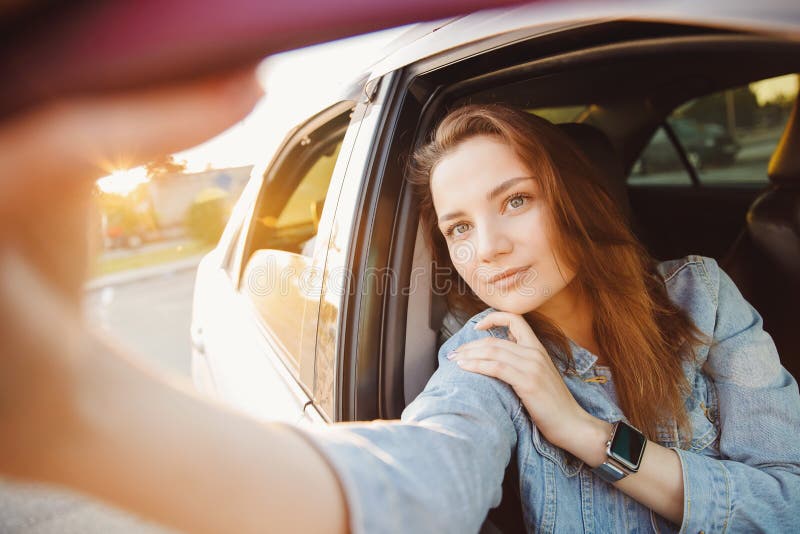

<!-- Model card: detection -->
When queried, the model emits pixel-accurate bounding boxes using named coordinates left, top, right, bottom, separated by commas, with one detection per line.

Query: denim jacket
left=305, top=256, right=800, bottom=533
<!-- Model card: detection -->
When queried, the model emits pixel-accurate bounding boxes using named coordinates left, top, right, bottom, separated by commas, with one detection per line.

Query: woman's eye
left=444, top=221, right=470, bottom=238
left=453, top=222, right=470, bottom=236
left=506, top=193, right=529, bottom=210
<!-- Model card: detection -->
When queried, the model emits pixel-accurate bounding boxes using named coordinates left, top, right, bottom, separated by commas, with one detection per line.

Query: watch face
left=609, top=422, right=646, bottom=471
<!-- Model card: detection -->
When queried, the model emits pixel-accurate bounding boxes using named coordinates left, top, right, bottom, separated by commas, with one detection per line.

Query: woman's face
left=430, top=135, right=576, bottom=315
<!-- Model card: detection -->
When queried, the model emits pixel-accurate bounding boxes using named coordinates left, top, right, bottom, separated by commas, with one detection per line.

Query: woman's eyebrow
left=486, top=176, right=535, bottom=201
left=438, top=210, right=465, bottom=225
left=438, top=176, right=535, bottom=224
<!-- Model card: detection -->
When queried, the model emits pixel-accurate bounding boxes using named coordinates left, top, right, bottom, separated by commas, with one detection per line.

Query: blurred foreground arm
left=0, top=70, right=347, bottom=534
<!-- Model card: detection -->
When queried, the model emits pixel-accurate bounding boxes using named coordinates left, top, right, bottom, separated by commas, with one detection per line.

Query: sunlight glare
left=750, top=74, right=799, bottom=106
left=96, top=166, right=149, bottom=196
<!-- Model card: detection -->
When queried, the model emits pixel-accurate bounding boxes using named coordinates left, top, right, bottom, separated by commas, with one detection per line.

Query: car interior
left=245, top=108, right=351, bottom=258
left=344, top=20, right=800, bottom=531
left=390, top=22, right=800, bottom=412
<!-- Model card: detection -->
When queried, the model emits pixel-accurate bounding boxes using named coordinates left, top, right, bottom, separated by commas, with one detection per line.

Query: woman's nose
left=476, top=225, right=512, bottom=263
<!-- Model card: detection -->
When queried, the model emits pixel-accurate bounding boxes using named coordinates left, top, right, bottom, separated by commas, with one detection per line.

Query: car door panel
left=194, top=258, right=311, bottom=423
left=629, top=185, right=762, bottom=260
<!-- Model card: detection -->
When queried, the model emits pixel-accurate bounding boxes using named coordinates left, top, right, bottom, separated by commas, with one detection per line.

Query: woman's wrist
left=559, top=412, right=612, bottom=468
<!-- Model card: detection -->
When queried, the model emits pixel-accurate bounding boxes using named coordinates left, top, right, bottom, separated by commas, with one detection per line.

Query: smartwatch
left=591, top=420, right=647, bottom=483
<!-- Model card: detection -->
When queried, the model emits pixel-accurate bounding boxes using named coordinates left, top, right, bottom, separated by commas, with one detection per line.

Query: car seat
left=722, top=90, right=800, bottom=380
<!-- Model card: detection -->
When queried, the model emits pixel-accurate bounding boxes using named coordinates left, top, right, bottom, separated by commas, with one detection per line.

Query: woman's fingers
left=454, top=358, right=529, bottom=388
left=451, top=342, right=531, bottom=387
left=449, top=339, right=529, bottom=366
left=448, top=337, right=549, bottom=389
left=0, top=66, right=263, bottom=302
left=451, top=336, right=528, bottom=359
left=0, top=66, right=263, bottom=195
left=473, top=311, right=541, bottom=348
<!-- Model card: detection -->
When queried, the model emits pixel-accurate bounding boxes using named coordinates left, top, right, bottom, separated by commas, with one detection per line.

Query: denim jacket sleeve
left=674, top=257, right=800, bottom=533
left=301, top=311, right=523, bottom=534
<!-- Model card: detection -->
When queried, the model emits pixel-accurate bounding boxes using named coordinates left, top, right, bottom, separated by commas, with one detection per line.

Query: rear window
left=630, top=73, right=798, bottom=187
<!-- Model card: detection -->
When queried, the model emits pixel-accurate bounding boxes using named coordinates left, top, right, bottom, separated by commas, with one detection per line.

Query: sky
left=173, top=27, right=406, bottom=171
left=750, top=74, right=798, bottom=106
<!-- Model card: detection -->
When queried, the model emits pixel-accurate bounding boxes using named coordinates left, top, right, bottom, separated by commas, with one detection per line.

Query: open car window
left=237, top=106, right=353, bottom=372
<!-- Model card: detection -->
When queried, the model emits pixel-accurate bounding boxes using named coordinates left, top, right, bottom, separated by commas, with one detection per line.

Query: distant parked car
left=636, top=117, right=740, bottom=173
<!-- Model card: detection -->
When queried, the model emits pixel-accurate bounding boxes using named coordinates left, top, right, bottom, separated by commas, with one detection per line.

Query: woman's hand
left=0, top=67, right=264, bottom=478
left=0, top=67, right=263, bottom=305
left=448, top=311, right=609, bottom=465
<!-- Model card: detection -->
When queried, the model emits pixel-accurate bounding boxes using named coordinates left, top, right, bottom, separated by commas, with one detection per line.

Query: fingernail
left=457, top=360, right=467, bottom=367
left=446, top=350, right=457, bottom=360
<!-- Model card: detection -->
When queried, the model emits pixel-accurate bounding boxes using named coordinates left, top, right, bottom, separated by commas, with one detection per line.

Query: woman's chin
left=482, top=294, right=543, bottom=315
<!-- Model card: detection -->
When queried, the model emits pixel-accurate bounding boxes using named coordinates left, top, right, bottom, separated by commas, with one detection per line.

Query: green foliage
left=680, top=87, right=760, bottom=128
left=146, top=155, right=188, bottom=180
left=96, top=185, right=157, bottom=238
left=184, top=189, right=231, bottom=244
left=93, top=240, right=213, bottom=277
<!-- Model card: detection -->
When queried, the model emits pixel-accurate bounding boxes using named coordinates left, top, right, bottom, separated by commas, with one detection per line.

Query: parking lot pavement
left=0, top=481, right=179, bottom=534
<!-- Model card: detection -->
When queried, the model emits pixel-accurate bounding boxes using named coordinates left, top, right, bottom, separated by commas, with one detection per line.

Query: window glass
left=527, top=105, right=589, bottom=123
left=275, top=141, right=342, bottom=257
left=239, top=108, right=351, bottom=370
left=631, top=73, right=798, bottom=186
left=628, top=127, right=693, bottom=186
left=251, top=137, right=344, bottom=259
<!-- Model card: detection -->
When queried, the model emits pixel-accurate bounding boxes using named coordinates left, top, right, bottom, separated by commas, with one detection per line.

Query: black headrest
left=768, top=91, right=800, bottom=186
left=557, top=122, right=630, bottom=220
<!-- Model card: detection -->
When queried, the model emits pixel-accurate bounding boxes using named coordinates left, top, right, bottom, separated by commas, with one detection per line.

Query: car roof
left=292, top=0, right=800, bottom=140
left=362, top=0, right=800, bottom=84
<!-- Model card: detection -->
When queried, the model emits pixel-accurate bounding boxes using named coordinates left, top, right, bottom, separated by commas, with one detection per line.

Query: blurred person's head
left=407, top=104, right=707, bottom=438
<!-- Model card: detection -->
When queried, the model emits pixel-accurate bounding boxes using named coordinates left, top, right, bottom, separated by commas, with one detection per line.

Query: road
left=0, top=269, right=197, bottom=534
left=84, top=269, right=197, bottom=377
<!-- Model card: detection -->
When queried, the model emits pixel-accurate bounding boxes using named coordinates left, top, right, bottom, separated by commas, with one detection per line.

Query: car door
left=306, top=73, right=399, bottom=423
left=191, top=100, right=360, bottom=424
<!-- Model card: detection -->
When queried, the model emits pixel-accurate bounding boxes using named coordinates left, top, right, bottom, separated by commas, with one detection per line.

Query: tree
left=681, top=87, right=760, bottom=129
left=145, top=155, right=187, bottom=179
left=184, top=188, right=231, bottom=244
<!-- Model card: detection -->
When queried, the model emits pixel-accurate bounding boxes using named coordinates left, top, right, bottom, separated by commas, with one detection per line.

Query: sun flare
left=96, top=167, right=150, bottom=196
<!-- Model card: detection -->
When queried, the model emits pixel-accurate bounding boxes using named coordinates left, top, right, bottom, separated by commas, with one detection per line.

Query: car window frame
left=231, top=100, right=358, bottom=387
left=343, top=23, right=800, bottom=423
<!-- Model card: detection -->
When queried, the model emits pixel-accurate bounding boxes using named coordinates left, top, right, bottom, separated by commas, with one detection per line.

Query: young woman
left=296, top=105, right=800, bottom=532
left=1, top=100, right=798, bottom=534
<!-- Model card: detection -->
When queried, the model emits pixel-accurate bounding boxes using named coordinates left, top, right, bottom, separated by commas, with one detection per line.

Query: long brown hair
left=407, top=104, right=707, bottom=439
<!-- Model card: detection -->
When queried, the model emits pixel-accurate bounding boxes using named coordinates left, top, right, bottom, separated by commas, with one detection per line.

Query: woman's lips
left=488, top=266, right=530, bottom=288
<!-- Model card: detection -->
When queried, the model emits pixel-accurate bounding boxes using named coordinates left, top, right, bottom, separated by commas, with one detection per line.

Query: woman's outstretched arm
left=0, top=250, right=348, bottom=534
left=1, top=248, right=522, bottom=533
left=0, top=68, right=349, bottom=534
